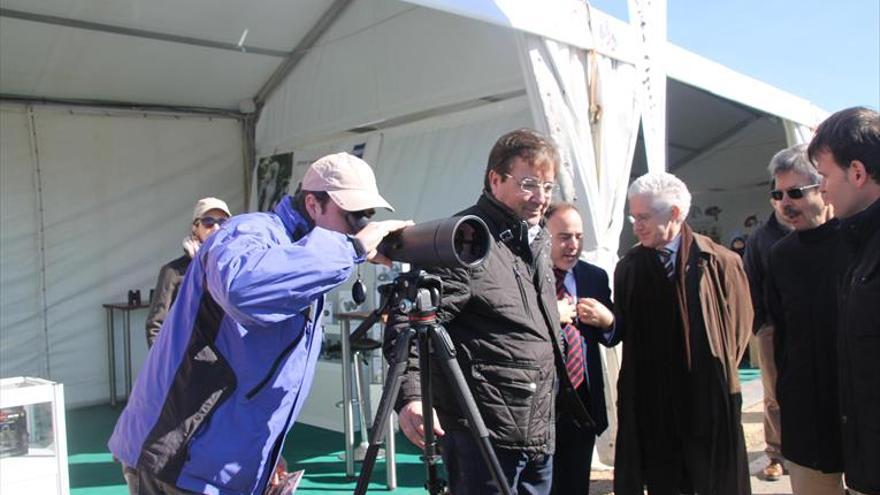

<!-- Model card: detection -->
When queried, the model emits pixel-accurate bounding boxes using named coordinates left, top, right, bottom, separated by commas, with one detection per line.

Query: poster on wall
left=253, top=152, right=294, bottom=212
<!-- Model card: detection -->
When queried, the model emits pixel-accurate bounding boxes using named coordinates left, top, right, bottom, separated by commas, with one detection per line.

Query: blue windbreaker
left=108, top=196, right=364, bottom=494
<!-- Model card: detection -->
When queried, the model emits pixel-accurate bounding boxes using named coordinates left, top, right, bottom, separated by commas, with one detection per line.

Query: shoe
left=763, top=459, right=784, bottom=481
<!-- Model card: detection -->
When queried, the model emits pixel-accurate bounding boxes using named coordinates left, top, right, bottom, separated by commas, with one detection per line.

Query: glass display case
left=0, top=377, right=70, bottom=495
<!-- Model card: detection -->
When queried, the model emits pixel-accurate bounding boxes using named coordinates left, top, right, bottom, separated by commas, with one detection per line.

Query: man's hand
left=557, top=298, right=576, bottom=325
left=354, top=220, right=414, bottom=266
left=398, top=400, right=444, bottom=449
left=576, top=297, right=614, bottom=329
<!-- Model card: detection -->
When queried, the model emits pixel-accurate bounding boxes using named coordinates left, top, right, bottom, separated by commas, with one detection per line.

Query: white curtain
left=517, top=32, right=640, bottom=466
left=0, top=104, right=245, bottom=407
left=628, top=0, right=668, bottom=173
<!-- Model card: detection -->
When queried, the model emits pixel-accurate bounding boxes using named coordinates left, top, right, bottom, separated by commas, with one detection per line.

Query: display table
left=336, top=311, right=397, bottom=489
left=103, top=302, right=149, bottom=406
left=0, top=377, right=70, bottom=495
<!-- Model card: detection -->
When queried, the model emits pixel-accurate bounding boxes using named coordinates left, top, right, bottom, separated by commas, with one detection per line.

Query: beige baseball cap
left=192, top=197, right=231, bottom=221
left=301, top=152, right=393, bottom=212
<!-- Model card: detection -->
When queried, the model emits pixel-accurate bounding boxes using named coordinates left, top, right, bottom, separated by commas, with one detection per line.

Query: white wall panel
left=0, top=104, right=245, bottom=406
left=0, top=106, right=46, bottom=379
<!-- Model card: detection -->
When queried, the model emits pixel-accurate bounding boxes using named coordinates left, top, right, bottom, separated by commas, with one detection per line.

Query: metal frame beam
left=0, top=8, right=288, bottom=58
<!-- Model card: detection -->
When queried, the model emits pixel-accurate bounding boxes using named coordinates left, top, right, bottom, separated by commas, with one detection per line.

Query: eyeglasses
left=770, top=184, right=820, bottom=201
left=504, top=174, right=558, bottom=195
left=627, top=210, right=661, bottom=225
left=197, top=216, right=227, bottom=228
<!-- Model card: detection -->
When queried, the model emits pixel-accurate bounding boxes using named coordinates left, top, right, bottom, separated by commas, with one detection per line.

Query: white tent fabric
left=628, top=0, right=668, bottom=173
left=784, top=119, right=815, bottom=146
left=0, top=104, right=245, bottom=406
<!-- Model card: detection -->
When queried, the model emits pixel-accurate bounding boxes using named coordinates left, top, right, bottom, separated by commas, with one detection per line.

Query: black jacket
left=145, top=254, right=190, bottom=347
left=767, top=219, right=842, bottom=472
left=387, top=192, right=593, bottom=453
left=743, top=212, right=791, bottom=332
left=837, top=197, right=880, bottom=495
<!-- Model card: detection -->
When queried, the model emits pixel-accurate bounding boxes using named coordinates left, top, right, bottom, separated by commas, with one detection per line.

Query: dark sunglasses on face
left=345, top=209, right=375, bottom=231
left=198, top=216, right=227, bottom=228
left=770, top=183, right=819, bottom=201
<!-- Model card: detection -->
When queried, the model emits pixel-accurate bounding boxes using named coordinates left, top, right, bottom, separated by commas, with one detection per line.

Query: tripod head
left=348, top=270, right=442, bottom=344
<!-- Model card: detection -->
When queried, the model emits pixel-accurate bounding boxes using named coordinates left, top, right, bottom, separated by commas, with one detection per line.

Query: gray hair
left=767, top=144, right=821, bottom=184
left=627, top=172, right=692, bottom=221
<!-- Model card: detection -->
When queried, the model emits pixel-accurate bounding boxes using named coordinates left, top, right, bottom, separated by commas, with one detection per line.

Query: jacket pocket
left=512, top=264, right=534, bottom=320
left=469, top=361, right=551, bottom=448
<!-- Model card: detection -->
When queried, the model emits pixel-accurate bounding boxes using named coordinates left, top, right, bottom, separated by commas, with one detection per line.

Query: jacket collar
left=273, top=195, right=311, bottom=242
left=841, top=196, right=880, bottom=248
left=477, top=191, right=535, bottom=248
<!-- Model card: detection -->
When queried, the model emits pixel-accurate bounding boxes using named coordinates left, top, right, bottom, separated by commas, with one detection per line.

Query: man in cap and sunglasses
left=145, top=197, right=232, bottom=348
left=110, top=153, right=411, bottom=495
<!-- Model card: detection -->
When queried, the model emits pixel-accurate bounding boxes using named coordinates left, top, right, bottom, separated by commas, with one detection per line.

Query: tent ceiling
left=0, top=0, right=337, bottom=110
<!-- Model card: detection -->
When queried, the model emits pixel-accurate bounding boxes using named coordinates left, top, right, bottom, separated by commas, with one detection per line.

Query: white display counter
left=0, top=376, right=70, bottom=495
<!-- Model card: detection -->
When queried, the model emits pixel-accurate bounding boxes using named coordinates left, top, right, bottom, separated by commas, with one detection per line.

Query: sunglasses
left=769, top=183, right=819, bottom=201
left=197, top=216, right=228, bottom=228
left=345, top=209, right=375, bottom=231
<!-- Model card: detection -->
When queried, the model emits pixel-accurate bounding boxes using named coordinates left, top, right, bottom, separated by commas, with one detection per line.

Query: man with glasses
left=110, top=153, right=411, bottom=495
left=764, top=144, right=843, bottom=494
left=742, top=151, right=794, bottom=482
left=390, top=129, right=593, bottom=494
left=613, top=172, right=752, bottom=495
left=808, top=107, right=880, bottom=495
left=145, top=197, right=231, bottom=347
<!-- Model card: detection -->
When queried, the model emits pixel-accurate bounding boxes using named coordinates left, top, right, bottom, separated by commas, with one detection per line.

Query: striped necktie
left=657, top=247, right=675, bottom=279
left=553, top=268, right=586, bottom=390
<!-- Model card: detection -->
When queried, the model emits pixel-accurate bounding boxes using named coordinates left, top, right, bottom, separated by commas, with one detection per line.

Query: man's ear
left=670, top=205, right=682, bottom=223
left=849, top=160, right=869, bottom=188
left=304, top=193, right=318, bottom=219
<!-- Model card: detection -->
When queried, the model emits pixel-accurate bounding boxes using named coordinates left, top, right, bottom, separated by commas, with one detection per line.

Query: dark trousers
left=642, top=436, right=712, bottom=495
left=551, top=410, right=596, bottom=495
left=440, top=429, right=553, bottom=495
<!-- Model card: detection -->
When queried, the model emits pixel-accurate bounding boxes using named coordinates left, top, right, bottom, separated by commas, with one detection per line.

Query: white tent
left=1, top=0, right=826, bottom=440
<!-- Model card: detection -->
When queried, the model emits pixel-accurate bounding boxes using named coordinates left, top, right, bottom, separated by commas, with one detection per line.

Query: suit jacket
left=568, top=260, right=619, bottom=435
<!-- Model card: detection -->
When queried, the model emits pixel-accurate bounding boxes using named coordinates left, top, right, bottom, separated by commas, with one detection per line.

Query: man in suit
left=545, top=202, right=617, bottom=494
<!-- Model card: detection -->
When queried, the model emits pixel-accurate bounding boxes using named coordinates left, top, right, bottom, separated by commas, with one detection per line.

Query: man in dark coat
left=809, top=106, right=880, bottom=495
left=389, top=129, right=592, bottom=495
left=742, top=180, right=790, bottom=481
left=545, top=203, right=618, bottom=494
left=765, top=144, right=843, bottom=493
left=613, top=172, right=753, bottom=495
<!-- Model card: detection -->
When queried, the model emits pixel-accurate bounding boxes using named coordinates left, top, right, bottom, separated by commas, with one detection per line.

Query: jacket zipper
left=513, top=263, right=534, bottom=319
left=245, top=331, right=305, bottom=399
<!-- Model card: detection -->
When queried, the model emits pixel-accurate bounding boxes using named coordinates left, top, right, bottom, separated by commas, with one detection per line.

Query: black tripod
left=350, top=271, right=512, bottom=495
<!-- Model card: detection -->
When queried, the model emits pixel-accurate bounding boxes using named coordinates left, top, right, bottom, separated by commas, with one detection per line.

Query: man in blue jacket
left=109, top=152, right=411, bottom=495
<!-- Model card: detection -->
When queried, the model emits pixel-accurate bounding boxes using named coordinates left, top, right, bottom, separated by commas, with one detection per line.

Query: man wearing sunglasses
left=389, top=129, right=592, bottom=495
left=742, top=159, right=793, bottom=482
left=763, top=144, right=844, bottom=494
left=808, top=106, right=880, bottom=495
left=110, top=153, right=411, bottom=495
left=145, top=197, right=231, bottom=348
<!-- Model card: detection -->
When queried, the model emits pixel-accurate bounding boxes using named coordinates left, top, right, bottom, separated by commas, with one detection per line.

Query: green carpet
left=738, top=368, right=762, bottom=383
left=66, top=405, right=431, bottom=494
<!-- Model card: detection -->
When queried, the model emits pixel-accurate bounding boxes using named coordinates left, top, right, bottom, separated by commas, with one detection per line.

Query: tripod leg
left=417, top=330, right=445, bottom=495
left=429, top=325, right=513, bottom=495
left=353, top=328, right=415, bottom=495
